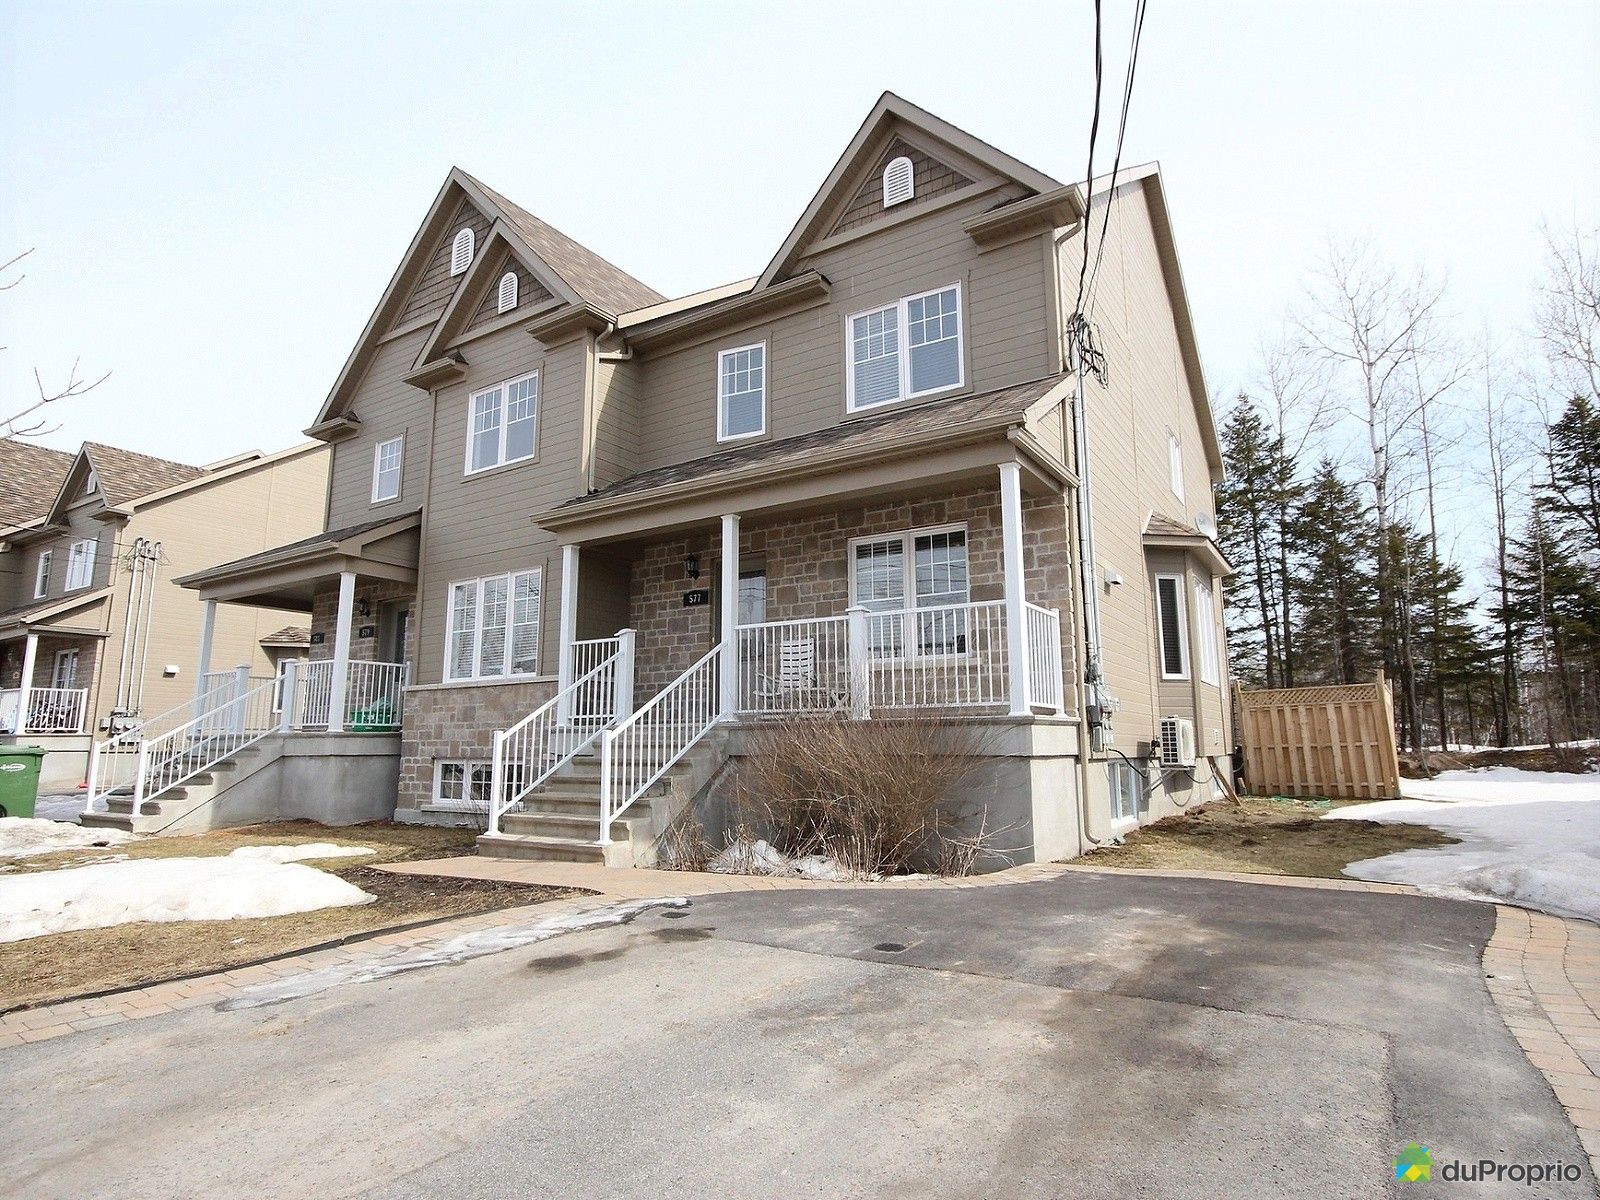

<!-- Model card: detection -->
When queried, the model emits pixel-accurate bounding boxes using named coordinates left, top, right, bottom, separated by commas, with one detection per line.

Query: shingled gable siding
left=624, top=485, right=1077, bottom=707
left=630, top=188, right=1051, bottom=482
left=829, top=138, right=975, bottom=237
left=463, top=255, right=553, bottom=336
left=325, top=326, right=434, bottom=530
left=413, top=324, right=587, bottom=687
left=393, top=199, right=493, bottom=330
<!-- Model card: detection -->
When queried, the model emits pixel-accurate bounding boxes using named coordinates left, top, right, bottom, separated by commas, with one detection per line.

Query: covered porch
left=173, top=513, right=421, bottom=735
left=0, top=593, right=108, bottom=737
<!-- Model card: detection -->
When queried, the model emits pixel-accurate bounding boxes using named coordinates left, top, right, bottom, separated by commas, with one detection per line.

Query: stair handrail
left=130, top=676, right=280, bottom=810
left=598, top=645, right=721, bottom=846
left=84, top=674, right=244, bottom=813
left=488, top=632, right=632, bottom=836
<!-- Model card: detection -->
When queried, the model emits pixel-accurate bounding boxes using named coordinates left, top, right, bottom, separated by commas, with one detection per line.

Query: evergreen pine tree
left=1288, top=460, right=1380, bottom=684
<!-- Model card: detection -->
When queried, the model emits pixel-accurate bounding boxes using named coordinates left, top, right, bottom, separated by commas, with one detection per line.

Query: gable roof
left=757, top=91, right=1062, bottom=289
left=312, top=169, right=662, bottom=431
left=412, top=223, right=573, bottom=366
left=0, top=439, right=75, bottom=529
left=81, top=443, right=205, bottom=507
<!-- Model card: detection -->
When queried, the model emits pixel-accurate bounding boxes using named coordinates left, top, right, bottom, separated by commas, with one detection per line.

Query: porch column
left=327, top=570, right=356, bottom=734
left=719, top=513, right=739, bottom=718
left=192, top=600, right=216, bottom=718
left=999, top=462, right=1031, bottom=717
left=18, top=632, right=38, bottom=733
left=556, top=544, right=580, bottom=725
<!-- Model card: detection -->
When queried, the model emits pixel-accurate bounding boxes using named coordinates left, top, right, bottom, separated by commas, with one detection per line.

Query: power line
left=1070, top=0, right=1105, bottom=321
left=1084, top=0, right=1149, bottom=318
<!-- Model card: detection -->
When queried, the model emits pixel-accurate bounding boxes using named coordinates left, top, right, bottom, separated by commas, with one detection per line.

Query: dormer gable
left=387, top=197, right=494, bottom=335
left=757, top=91, right=1063, bottom=289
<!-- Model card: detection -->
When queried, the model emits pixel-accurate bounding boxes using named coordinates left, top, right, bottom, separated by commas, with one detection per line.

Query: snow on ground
left=1326, top=767, right=1600, bottom=922
left=0, top=817, right=134, bottom=859
left=227, top=843, right=375, bottom=864
left=0, top=851, right=375, bottom=943
left=32, top=793, right=89, bottom=822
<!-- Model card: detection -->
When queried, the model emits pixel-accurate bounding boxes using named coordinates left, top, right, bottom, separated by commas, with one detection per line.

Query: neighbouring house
left=0, top=438, right=330, bottom=792
left=165, top=92, right=1232, bottom=865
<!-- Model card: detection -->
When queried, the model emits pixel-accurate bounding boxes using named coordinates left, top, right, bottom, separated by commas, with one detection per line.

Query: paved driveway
left=5, top=872, right=1593, bottom=1199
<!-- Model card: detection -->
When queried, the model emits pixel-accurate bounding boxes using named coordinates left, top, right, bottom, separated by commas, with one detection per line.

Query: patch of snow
left=1325, top=767, right=1600, bottom=922
left=0, top=855, right=374, bottom=943
left=220, top=896, right=687, bottom=1010
left=0, top=817, right=134, bottom=859
left=707, top=836, right=872, bottom=882
left=227, top=843, right=375, bottom=864
left=33, top=794, right=90, bottom=823
left=791, top=854, right=855, bottom=882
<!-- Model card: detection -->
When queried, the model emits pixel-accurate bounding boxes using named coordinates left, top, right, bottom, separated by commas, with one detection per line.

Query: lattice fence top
left=1237, top=682, right=1382, bottom=708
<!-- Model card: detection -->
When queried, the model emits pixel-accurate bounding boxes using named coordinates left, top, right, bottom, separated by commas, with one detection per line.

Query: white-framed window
left=1194, top=579, right=1220, bottom=686
left=371, top=436, right=403, bottom=503
left=849, top=524, right=969, bottom=658
left=465, top=371, right=539, bottom=474
left=33, top=550, right=51, bottom=599
left=432, top=760, right=490, bottom=810
left=445, top=568, right=541, bottom=681
left=717, top=342, right=767, bottom=442
left=846, top=282, right=964, bottom=412
left=65, top=538, right=97, bottom=591
left=1154, top=573, right=1189, bottom=680
left=450, top=227, right=475, bottom=276
left=51, top=648, right=78, bottom=689
left=497, top=271, right=518, bottom=313
left=1109, top=759, right=1143, bottom=824
left=882, top=155, right=915, bottom=207
left=1168, top=430, right=1184, bottom=502
left=737, top=568, right=767, bottom=626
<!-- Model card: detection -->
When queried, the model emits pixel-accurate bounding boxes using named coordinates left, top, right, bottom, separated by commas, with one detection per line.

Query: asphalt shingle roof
left=82, top=443, right=204, bottom=507
left=0, top=439, right=75, bottom=527
left=559, top=374, right=1068, bottom=511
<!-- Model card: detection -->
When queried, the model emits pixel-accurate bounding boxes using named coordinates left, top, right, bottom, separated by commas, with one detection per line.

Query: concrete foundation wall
left=2, top=733, right=90, bottom=793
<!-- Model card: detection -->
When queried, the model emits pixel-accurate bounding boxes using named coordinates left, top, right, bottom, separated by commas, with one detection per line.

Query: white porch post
left=556, top=544, right=580, bottom=725
left=719, top=513, right=739, bottom=718
left=192, top=600, right=217, bottom=720
left=327, top=570, right=356, bottom=734
left=999, top=462, right=1031, bottom=717
left=278, top=660, right=299, bottom=733
left=613, top=628, right=636, bottom=721
left=846, top=605, right=871, bottom=720
left=17, top=632, right=38, bottom=733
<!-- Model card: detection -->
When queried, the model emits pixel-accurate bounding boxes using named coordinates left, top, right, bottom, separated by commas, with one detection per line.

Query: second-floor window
left=371, top=437, right=403, bottom=503
left=717, top=342, right=766, bottom=442
left=846, top=283, right=964, bottom=413
left=1155, top=573, right=1189, bottom=680
left=1194, top=578, right=1220, bottom=686
left=65, top=538, right=96, bottom=591
left=33, top=550, right=51, bottom=599
left=446, top=568, right=541, bottom=681
left=466, top=371, right=538, bottom=474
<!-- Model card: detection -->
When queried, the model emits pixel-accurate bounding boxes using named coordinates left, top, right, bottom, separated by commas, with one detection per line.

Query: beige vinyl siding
left=415, top=327, right=589, bottom=685
left=1054, top=178, right=1222, bottom=760
left=393, top=199, right=492, bottom=330
left=633, top=190, right=1053, bottom=475
left=325, top=328, right=433, bottom=528
left=591, top=358, right=643, bottom=490
left=30, top=505, right=116, bottom=602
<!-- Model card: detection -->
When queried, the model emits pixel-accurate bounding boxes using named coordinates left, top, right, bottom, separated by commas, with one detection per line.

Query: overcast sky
left=2, top=0, right=1596, bottom=467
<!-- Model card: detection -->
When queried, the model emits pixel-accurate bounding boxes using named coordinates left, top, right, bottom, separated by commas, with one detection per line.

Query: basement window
left=433, top=760, right=490, bottom=810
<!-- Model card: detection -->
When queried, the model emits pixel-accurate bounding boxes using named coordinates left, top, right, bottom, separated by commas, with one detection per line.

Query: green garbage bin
left=350, top=701, right=398, bottom=733
left=0, top=746, right=47, bottom=819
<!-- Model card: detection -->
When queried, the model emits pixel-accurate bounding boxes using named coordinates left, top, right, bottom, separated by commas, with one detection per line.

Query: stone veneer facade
left=397, top=678, right=556, bottom=820
left=627, top=484, right=1078, bottom=704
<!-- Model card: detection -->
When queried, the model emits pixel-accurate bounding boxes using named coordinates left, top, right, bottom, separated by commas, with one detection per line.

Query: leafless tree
left=1536, top=223, right=1600, bottom=400
left=1, top=249, right=110, bottom=439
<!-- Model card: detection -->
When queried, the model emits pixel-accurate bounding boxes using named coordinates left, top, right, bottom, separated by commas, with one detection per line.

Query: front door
left=379, top=601, right=412, bottom=668
left=51, top=648, right=79, bottom=689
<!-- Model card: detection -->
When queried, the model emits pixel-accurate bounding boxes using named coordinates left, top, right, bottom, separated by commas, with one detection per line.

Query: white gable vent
left=450, top=227, right=475, bottom=276
left=882, top=155, right=914, bottom=208
left=497, top=271, right=518, bottom=313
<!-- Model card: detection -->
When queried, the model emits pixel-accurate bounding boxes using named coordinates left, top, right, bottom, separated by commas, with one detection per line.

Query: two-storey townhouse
left=0, top=438, right=329, bottom=792
left=176, top=93, right=1232, bottom=867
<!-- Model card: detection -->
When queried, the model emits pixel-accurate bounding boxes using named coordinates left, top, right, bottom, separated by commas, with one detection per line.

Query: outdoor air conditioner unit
left=1158, top=716, right=1197, bottom=769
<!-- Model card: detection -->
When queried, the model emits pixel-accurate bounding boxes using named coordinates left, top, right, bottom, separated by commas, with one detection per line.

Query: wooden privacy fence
left=1234, top=672, right=1401, bottom=800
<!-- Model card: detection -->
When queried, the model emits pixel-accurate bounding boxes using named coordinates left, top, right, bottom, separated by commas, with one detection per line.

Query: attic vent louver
left=497, top=271, right=518, bottom=313
left=450, top=227, right=475, bottom=276
left=882, top=156, right=914, bottom=208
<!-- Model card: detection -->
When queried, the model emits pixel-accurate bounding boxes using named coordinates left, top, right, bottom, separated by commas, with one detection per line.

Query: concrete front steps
left=79, top=745, right=268, bottom=835
left=477, top=734, right=727, bottom=867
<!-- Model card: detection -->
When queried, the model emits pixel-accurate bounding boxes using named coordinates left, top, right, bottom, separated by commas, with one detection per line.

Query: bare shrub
left=736, top=713, right=1002, bottom=877
left=658, top=805, right=716, bottom=872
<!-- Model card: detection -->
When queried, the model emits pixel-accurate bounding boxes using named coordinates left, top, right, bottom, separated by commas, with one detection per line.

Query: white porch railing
left=488, top=632, right=632, bottom=836
left=85, top=674, right=246, bottom=812
left=287, top=659, right=408, bottom=730
left=735, top=615, right=850, bottom=715
left=862, top=600, right=1009, bottom=710
left=599, top=645, right=720, bottom=844
left=130, top=677, right=280, bottom=809
left=1024, top=602, right=1065, bottom=713
left=0, top=687, right=88, bottom=734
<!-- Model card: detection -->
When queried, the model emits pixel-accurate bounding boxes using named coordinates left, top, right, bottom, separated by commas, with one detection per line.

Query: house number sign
left=683, top=589, right=710, bottom=608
